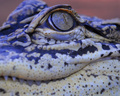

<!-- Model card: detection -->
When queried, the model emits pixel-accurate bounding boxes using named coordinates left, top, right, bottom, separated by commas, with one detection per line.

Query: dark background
left=0, top=0, right=119, bottom=26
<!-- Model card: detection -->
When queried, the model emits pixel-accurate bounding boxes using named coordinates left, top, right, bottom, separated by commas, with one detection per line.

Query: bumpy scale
left=0, top=0, right=120, bottom=96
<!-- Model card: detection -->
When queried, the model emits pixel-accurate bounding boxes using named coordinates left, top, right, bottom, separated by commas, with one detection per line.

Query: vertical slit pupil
left=51, top=11, right=74, bottom=31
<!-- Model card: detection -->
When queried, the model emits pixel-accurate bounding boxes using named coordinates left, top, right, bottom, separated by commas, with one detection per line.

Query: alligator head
left=0, top=0, right=120, bottom=95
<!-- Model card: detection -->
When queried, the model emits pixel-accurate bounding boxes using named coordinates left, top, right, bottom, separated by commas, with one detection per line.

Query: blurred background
left=0, top=0, right=119, bottom=26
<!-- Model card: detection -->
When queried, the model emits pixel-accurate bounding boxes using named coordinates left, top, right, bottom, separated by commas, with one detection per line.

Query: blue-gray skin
left=0, top=0, right=120, bottom=95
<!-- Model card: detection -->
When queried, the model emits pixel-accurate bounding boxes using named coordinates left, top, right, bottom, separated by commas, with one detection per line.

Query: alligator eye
left=48, top=11, right=74, bottom=31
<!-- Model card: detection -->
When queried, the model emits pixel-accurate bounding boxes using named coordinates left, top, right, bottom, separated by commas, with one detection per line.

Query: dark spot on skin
left=15, top=92, right=19, bottom=96
left=13, top=66, right=16, bottom=70
left=68, top=83, right=71, bottom=85
left=48, top=63, right=53, bottom=69
left=91, top=74, right=98, bottom=78
left=85, top=85, right=88, bottom=87
left=81, top=74, right=83, bottom=76
left=108, top=76, right=113, bottom=81
left=30, top=65, right=32, bottom=69
left=84, top=78, right=86, bottom=81
left=64, top=62, right=68, bottom=66
left=0, top=88, right=6, bottom=93
left=87, top=75, right=90, bottom=77
left=87, top=74, right=98, bottom=78
left=41, top=66, right=44, bottom=68
left=107, top=52, right=113, bottom=57
left=100, top=88, right=105, bottom=94
left=116, top=82, right=119, bottom=84
left=51, top=92, right=56, bottom=95
left=108, top=82, right=111, bottom=85
left=85, top=69, right=91, bottom=72
left=47, top=38, right=51, bottom=42
left=63, top=89, right=66, bottom=91
left=102, top=44, right=110, bottom=50
left=33, top=92, right=39, bottom=95
left=40, top=91, right=43, bottom=94
left=69, top=45, right=98, bottom=58
left=82, top=85, right=88, bottom=88
left=96, top=92, right=99, bottom=94
left=68, top=86, right=71, bottom=88
left=91, top=85, right=93, bottom=87
left=26, top=56, right=40, bottom=64
left=74, top=64, right=78, bottom=66
left=116, top=76, right=119, bottom=80
left=79, top=78, right=81, bottom=80
left=103, top=74, right=106, bottom=76
left=101, top=54, right=104, bottom=57
left=109, top=88, right=112, bottom=90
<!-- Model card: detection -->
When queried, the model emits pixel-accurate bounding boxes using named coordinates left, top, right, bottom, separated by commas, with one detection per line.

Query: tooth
left=35, top=81, right=41, bottom=86
left=12, top=77, right=16, bottom=81
left=4, top=76, right=8, bottom=80
left=19, top=79, right=24, bottom=84
left=27, top=80, right=33, bottom=86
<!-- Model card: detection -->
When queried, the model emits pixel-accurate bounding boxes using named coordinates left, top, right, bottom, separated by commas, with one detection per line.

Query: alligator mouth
left=1, top=56, right=119, bottom=86
left=0, top=62, right=88, bottom=87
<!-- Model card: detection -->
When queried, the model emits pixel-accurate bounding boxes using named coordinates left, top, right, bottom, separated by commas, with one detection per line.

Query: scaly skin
left=0, top=0, right=120, bottom=96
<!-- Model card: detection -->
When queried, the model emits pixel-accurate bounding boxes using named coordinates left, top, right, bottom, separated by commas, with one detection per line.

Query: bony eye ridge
left=25, top=4, right=84, bottom=33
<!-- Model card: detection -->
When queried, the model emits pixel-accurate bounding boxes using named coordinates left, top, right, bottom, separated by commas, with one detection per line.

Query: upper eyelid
left=25, top=5, right=84, bottom=33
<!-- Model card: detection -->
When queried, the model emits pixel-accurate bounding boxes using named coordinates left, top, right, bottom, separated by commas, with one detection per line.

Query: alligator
left=0, top=0, right=120, bottom=95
